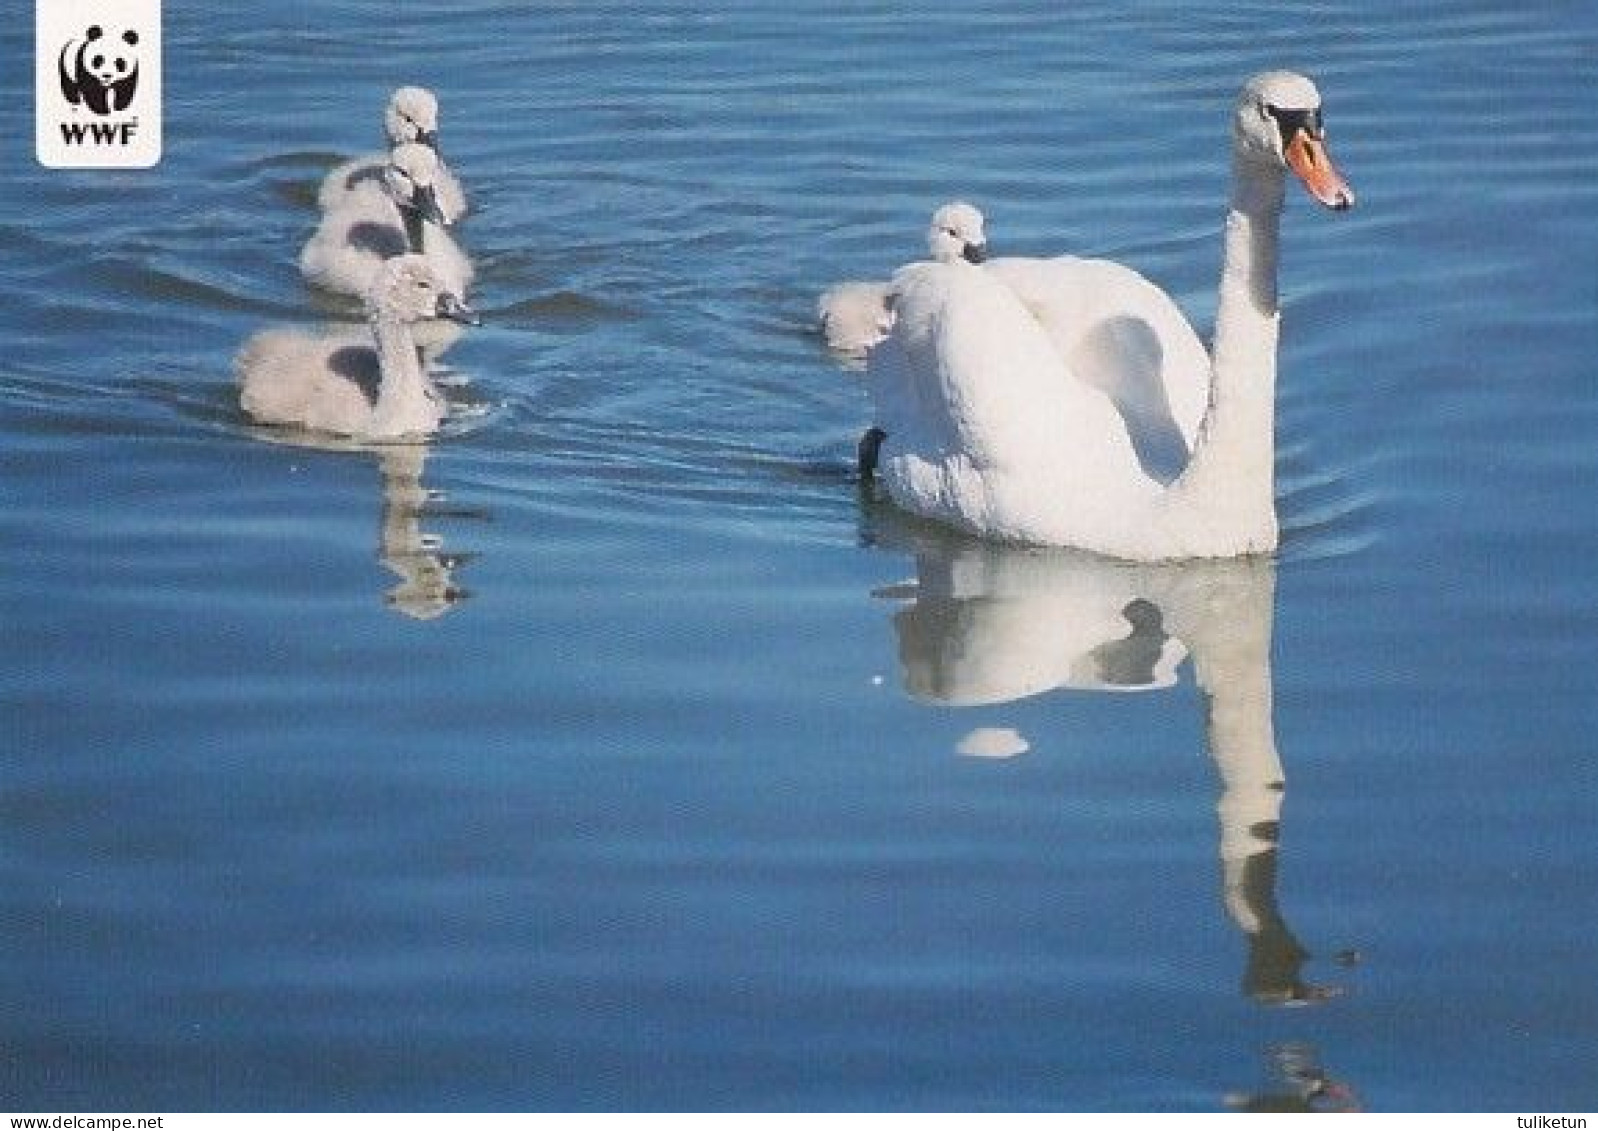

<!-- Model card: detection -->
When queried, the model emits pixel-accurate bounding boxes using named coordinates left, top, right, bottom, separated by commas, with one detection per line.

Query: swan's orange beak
left=1285, top=129, right=1355, bottom=210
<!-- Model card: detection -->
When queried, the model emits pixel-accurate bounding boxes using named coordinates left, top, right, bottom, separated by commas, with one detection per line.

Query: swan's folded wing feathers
left=238, top=330, right=378, bottom=435
left=986, top=255, right=1211, bottom=455
left=317, top=154, right=385, bottom=211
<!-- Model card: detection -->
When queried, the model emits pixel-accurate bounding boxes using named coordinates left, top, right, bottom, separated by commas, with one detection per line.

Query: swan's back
left=986, top=255, right=1211, bottom=473
left=871, top=261, right=1160, bottom=545
left=318, top=154, right=467, bottom=225
left=237, top=327, right=387, bottom=436
left=318, top=156, right=389, bottom=212
left=301, top=146, right=472, bottom=300
left=300, top=183, right=408, bottom=297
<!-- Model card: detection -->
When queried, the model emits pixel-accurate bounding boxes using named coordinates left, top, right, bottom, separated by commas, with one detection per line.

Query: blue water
left=3, top=0, right=1596, bottom=1113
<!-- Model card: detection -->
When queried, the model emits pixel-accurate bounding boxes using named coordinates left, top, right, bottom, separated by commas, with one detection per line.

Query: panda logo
left=59, top=25, right=141, bottom=116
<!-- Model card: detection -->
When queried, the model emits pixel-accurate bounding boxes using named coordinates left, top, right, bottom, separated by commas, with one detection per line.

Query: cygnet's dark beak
left=435, top=292, right=481, bottom=326
left=962, top=242, right=988, bottom=265
left=416, top=127, right=439, bottom=150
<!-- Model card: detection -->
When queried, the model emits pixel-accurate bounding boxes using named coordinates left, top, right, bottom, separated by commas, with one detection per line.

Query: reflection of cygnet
left=320, top=86, right=468, bottom=223
left=376, top=446, right=468, bottom=620
left=238, top=254, right=479, bottom=441
left=301, top=142, right=473, bottom=301
left=819, top=202, right=988, bottom=358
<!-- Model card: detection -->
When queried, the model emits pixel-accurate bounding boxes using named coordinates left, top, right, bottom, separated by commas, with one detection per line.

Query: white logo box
left=36, top=0, right=162, bottom=168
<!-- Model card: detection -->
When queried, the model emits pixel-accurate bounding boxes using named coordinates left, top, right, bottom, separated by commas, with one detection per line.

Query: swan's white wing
left=300, top=186, right=401, bottom=297
left=317, top=154, right=387, bottom=212
left=321, top=153, right=467, bottom=223
left=301, top=184, right=471, bottom=300
left=986, top=256, right=1211, bottom=481
left=238, top=328, right=378, bottom=434
left=868, top=262, right=1160, bottom=546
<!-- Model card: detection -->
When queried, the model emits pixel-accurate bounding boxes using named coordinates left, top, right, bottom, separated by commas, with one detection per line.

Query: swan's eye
left=1264, top=104, right=1325, bottom=147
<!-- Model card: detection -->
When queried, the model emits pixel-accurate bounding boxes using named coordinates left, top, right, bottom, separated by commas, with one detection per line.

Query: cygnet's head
left=384, top=142, right=449, bottom=226
left=385, top=86, right=441, bottom=149
left=927, top=201, right=988, bottom=264
left=367, top=254, right=479, bottom=327
left=1234, top=71, right=1355, bottom=210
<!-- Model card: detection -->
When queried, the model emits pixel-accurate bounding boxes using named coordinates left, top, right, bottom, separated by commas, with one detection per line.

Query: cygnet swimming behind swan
left=239, top=254, right=480, bottom=441
left=818, top=202, right=988, bottom=359
left=300, top=142, right=473, bottom=302
left=319, top=86, right=468, bottom=223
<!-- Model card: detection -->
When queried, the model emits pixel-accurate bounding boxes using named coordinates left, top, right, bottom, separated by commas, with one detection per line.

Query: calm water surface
left=2, top=0, right=1595, bottom=1112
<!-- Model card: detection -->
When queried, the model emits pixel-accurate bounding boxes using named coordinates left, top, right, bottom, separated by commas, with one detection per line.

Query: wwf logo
left=59, top=25, right=141, bottom=116
left=36, top=0, right=162, bottom=168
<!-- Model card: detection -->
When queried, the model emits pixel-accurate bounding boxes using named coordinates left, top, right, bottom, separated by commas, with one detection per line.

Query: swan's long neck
left=401, top=206, right=426, bottom=254
left=1162, top=153, right=1286, bottom=554
left=367, top=310, right=436, bottom=437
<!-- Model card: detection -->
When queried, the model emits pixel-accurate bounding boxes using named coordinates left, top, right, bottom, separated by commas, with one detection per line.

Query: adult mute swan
left=239, top=254, right=480, bottom=440
left=301, top=142, right=473, bottom=301
left=818, top=202, right=987, bottom=358
left=319, top=86, right=468, bottom=223
left=863, top=71, right=1354, bottom=560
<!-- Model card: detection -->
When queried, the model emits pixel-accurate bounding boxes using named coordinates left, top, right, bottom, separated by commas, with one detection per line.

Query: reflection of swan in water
left=1225, top=1043, right=1362, bottom=1112
left=886, top=541, right=1186, bottom=706
left=871, top=516, right=1338, bottom=1006
left=236, top=430, right=475, bottom=621
left=375, top=445, right=472, bottom=620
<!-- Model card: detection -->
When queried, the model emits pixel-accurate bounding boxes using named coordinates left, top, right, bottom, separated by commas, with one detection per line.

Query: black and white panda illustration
left=59, top=25, right=141, bottom=116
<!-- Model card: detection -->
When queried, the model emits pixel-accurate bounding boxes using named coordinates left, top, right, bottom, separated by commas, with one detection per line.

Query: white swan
left=239, top=254, right=479, bottom=440
left=300, top=142, right=473, bottom=301
left=318, top=86, right=467, bottom=223
left=818, top=202, right=987, bottom=358
left=863, top=72, right=1354, bottom=560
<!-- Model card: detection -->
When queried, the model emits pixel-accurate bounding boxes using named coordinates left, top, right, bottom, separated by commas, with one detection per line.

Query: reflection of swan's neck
left=1164, top=154, right=1285, bottom=552
left=1162, top=562, right=1284, bottom=915
left=377, top=448, right=460, bottom=620
left=1193, top=570, right=1282, bottom=877
left=1172, top=561, right=1312, bottom=1001
left=368, top=308, right=434, bottom=437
